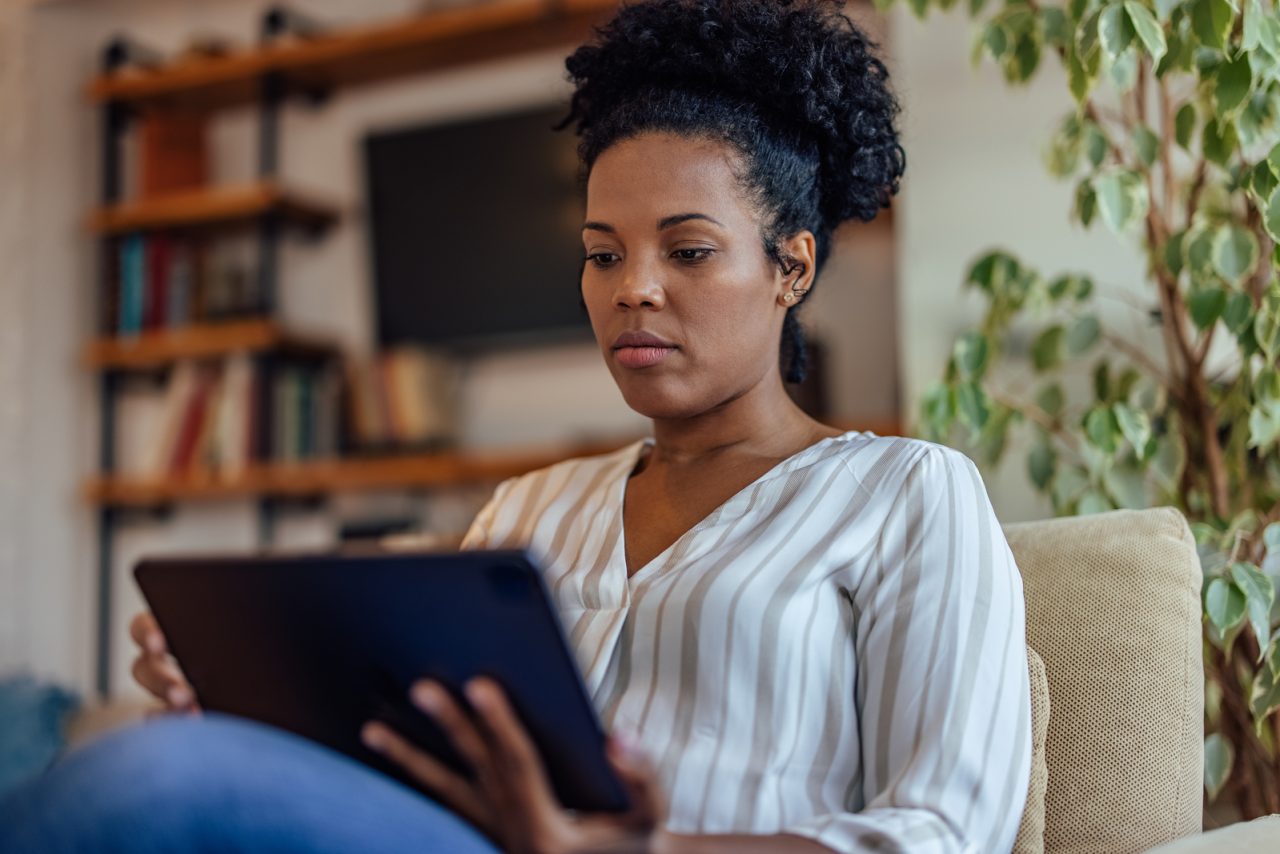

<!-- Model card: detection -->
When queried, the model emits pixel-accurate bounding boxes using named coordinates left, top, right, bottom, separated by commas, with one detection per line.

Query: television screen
left=363, top=105, right=591, bottom=351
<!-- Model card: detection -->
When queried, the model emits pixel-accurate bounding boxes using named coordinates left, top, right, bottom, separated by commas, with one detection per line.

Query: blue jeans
left=0, top=713, right=501, bottom=853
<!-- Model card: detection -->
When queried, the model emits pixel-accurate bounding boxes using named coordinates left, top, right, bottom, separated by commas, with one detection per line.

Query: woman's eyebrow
left=581, top=213, right=725, bottom=234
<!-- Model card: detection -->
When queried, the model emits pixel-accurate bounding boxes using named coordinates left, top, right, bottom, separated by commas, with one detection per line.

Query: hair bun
left=563, top=0, right=905, bottom=226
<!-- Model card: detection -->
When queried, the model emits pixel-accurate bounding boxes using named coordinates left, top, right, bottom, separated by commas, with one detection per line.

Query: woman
left=1, top=1, right=1031, bottom=851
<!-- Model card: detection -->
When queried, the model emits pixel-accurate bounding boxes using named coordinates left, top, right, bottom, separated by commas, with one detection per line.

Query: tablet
left=134, top=549, right=630, bottom=813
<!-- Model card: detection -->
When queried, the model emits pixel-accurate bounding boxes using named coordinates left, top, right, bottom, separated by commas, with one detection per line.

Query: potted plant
left=891, top=0, right=1280, bottom=817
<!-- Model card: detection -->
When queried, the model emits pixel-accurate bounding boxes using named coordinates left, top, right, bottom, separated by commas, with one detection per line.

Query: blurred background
left=0, top=0, right=1142, bottom=705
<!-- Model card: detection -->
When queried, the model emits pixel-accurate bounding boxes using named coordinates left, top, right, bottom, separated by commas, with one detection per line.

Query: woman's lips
left=614, top=345, right=676, bottom=369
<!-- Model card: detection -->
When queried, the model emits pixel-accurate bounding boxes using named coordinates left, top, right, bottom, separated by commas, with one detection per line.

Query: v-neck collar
left=614, top=430, right=865, bottom=582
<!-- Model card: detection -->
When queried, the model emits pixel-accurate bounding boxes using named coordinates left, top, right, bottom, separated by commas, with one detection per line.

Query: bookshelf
left=85, top=0, right=618, bottom=111
left=88, top=181, right=338, bottom=237
left=84, top=437, right=632, bottom=508
left=87, top=0, right=622, bottom=696
left=83, top=318, right=334, bottom=371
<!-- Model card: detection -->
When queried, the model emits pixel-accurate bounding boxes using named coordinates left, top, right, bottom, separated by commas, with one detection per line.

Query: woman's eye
left=585, top=252, right=618, bottom=269
left=672, top=248, right=714, bottom=263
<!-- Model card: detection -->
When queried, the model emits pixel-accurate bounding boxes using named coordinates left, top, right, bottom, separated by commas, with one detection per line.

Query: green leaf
left=1036, top=382, right=1066, bottom=417
left=1093, top=359, right=1111, bottom=401
left=1008, top=34, right=1042, bottom=83
left=1164, top=230, right=1186, bottom=276
left=1175, top=102, right=1196, bottom=149
left=1152, top=433, right=1185, bottom=492
left=1252, top=665, right=1280, bottom=729
left=1085, top=122, right=1110, bottom=167
left=1154, top=0, right=1181, bottom=20
left=1028, top=440, right=1056, bottom=491
left=1044, top=7, right=1072, bottom=47
left=1048, top=273, right=1094, bottom=302
left=1189, top=287, right=1227, bottom=329
left=1252, top=160, right=1279, bottom=202
left=1078, top=489, right=1115, bottom=514
left=1076, top=178, right=1099, bottom=227
left=1265, top=186, right=1280, bottom=243
left=1132, top=123, right=1159, bottom=167
left=955, top=382, right=991, bottom=432
left=1204, top=732, right=1233, bottom=801
left=1032, top=325, right=1066, bottom=372
left=1266, top=522, right=1280, bottom=552
left=1202, top=117, right=1239, bottom=168
left=1191, top=0, right=1235, bottom=51
left=1067, top=314, right=1102, bottom=354
left=1108, top=46, right=1140, bottom=90
left=1068, top=42, right=1098, bottom=103
left=1230, top=562, right=1275, bottom=658
left=1093, top=169, right=1149, bottom=232
left=920, top=382, right=956, bottom=438
left=954, top=332, right=990, bottom=380
left=1224, top=290, right=1254, bottom=334
left=1250, top=400, right=1280, bottom=450
left=1084, top=405, right=1121, bottom=454
left=1243, top=0, right=1265, bottom=52
left=1078, top=7, right=1104, bottom=59
left=1205, top=576, right=1248, bottom=633
left=980, top=21, right=1011, bottom=62
left=1125, top=1, right=1167, bottom=63
left=1214, top=53, right=1254, bottom=119
left=1100, top=2, right=1137, bottom=57
left=1103, top=462, right=1148, bottom=508
left=1255, top=287, right=1280, bottom=361
left=1211, top=224, right=1260, bottom=284
left=1113, top=401, right=1152, bottom=450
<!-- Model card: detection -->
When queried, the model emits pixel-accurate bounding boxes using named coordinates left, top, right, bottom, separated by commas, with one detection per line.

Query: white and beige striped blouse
left=459, top=430, right=1031, bottom=854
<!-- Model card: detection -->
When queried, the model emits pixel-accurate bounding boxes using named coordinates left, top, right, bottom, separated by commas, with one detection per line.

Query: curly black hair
left=557, top=0, right=905, bottom=383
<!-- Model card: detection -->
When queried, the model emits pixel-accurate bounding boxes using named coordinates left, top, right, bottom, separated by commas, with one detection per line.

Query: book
left=138, top=113, right=208, bottom=199
left=118, top=235, right=146, bottom=336
left=142, top=361, right=198, bottom=477
left=144, top=235, right=172, bottom=330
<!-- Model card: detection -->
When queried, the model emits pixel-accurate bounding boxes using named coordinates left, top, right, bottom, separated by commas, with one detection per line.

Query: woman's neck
left=644, top=373, right=830, bottom=468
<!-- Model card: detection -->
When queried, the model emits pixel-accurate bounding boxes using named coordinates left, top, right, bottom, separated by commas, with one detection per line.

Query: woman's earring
left=783, top=293, right=795, bottom=303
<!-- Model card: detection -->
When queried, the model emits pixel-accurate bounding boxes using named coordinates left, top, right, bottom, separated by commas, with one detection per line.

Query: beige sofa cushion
left=1003, top=507, right=1202, bottom=854
left=1014, top=647, right=1050, bottom=854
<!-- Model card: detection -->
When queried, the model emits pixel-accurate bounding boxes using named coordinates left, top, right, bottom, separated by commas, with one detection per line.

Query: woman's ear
left=775, top=230, right=817, bottom=308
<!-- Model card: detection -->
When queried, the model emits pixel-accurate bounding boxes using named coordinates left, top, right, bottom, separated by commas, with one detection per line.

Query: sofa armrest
left=1143, top=816, right=1280, bottom=853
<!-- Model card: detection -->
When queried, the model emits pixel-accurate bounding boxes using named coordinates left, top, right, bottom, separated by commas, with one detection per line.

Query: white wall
left=888, top=6, right=1151, bottom=522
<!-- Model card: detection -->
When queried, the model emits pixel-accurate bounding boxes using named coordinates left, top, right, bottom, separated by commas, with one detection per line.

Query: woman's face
left=580, top=132, right=810, bottom=420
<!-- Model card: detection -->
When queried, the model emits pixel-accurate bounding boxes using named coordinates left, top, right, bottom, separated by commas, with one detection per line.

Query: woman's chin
left=616, top=382, right=706, bottom=421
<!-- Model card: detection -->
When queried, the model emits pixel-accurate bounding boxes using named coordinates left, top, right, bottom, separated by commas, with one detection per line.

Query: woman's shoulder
left=833, top=431, right=980, bottom=489
left=488, top=438, right=646, bottom=504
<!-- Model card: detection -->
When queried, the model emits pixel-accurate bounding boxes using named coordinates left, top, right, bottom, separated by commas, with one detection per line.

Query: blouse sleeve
left=458, top=476, right=516, bottom=551
left=783, top=445, right=1032, bottom=854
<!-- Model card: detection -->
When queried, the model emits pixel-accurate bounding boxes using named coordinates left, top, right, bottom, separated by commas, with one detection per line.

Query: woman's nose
left=613, top=263, right=666, bottom=310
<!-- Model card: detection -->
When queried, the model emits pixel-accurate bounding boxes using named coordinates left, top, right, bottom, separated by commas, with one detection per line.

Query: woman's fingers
left=128, top=612, right=199, bottom=711
left=130, top=654, right=199, bottom=710
left=128, top=612, right=166, bottom=655
left=464, top=679, right=557, bottom=807
left=409, top=681, right=500, bottom=785
left=605, top=736, right=665, bottom=827
left=361, top=722, right=492, bottom=832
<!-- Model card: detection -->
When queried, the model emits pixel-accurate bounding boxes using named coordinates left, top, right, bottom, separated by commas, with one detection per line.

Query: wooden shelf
left=83, top=319, right=336, bottom=371
left=86, top=0, right=618, bottom=111
left=84, top=437, right=631, bottom=508
left=83, top=421, right=903, bottom=509
left=88, top=181, right=339, bottom=236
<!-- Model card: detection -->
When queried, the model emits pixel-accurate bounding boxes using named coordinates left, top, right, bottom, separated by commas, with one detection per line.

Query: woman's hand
left=128, top=612, right=199, bottom=714
left=361, top=678, right=665, bottom=854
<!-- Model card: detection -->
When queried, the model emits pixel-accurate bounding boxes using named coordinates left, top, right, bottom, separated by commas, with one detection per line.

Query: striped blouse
left=459, top=431, right=1031, bottom=853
